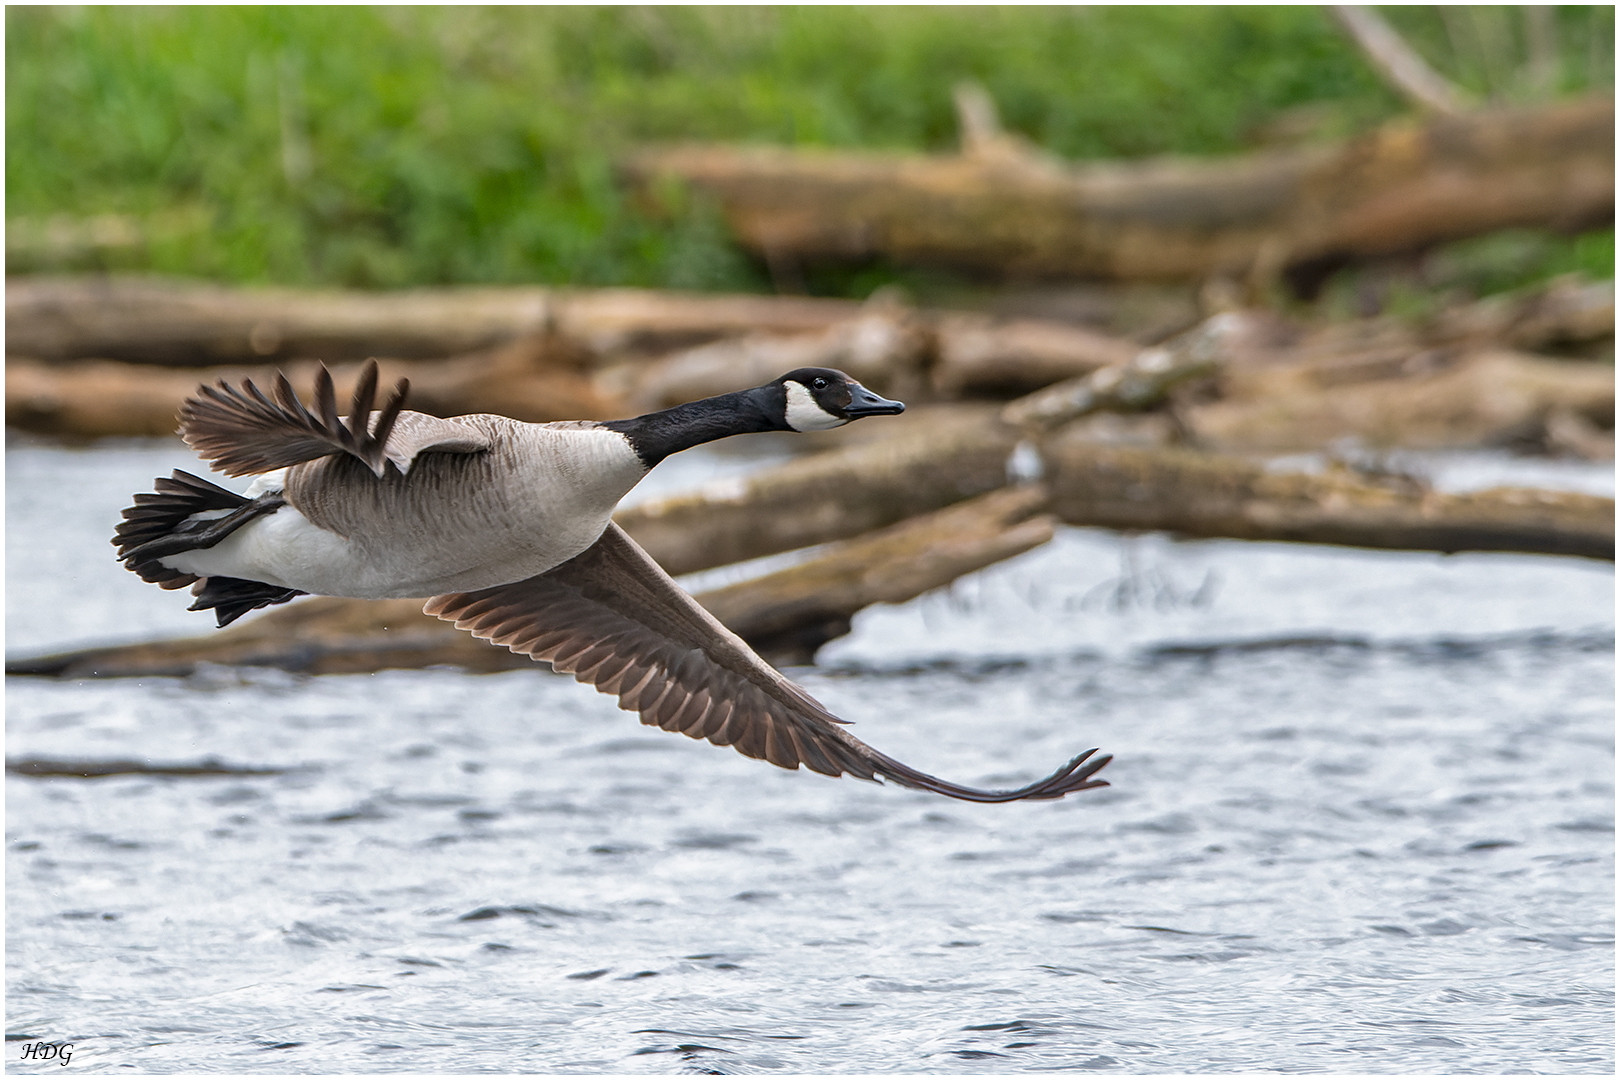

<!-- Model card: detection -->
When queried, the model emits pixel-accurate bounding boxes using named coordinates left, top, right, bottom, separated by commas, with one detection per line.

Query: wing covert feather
left=425, top=524, right=1111, bottom=803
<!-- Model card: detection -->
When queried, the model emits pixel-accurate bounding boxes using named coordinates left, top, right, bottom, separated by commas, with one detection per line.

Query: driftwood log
left=1002, top=284, right=1614, bottom=453
left=1041, top=431, right=1613, bottom=560
left=5, top=596, right=512, bottom=680
left=6, top=278, right=550, bottom=365
left=10, top=431, right=1607, bottom=682
left=700, top=484, right=1053, bottom=662
left=8, top=486, right=1053, bottom=678
left=9, top=337, right=1599, bottom=450
left=7, top=276, right=1610, bottom=447
left=4, top=306, right=1149, bottom=438
left=623, top=96, right=1614, bottom=283
left=8, top=388, right=1607, bottom=680
left=615, top=412, right=1613, bottom=571
left=1186, top=348, right=1615, bottom=455
left=1002, top=314, right=1234, bottom=431
left=10, top=313, right=1608, bottom=451
left=4, top=276, right=864, bottom=366
left=930, top=313, right=1137, bottom=397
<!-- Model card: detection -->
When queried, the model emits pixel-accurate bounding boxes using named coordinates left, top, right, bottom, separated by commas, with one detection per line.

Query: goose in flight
left=113, top=361, right=1110, bottom=803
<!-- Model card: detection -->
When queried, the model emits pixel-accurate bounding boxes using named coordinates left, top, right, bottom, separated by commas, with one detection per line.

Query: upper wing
left=179, top=359, right=490, bottom=478
left=424, top=524, right=1111, bottom=803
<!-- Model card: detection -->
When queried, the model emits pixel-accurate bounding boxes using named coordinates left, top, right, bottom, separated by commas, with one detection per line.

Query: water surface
left=7, top=442, right=1613, bottom=1073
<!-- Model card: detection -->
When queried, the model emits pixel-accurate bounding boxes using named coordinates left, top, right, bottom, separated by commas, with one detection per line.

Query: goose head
left=603, top=368, right=906, bottom=468
left=774, top=367, right=906, bottom=432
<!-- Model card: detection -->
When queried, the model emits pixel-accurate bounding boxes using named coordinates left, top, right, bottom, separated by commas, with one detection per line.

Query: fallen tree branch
left=5, top=273, right=1157, bottom=420
left=699, top=484, right=1054, bottom=663
left=1, top=596, right=493, bottom=679
left=1001, top=315, right=1234, bottom=431
left=7, top=486, right=1054, bottom=678
left=623, top=95, right=1614, bottom=281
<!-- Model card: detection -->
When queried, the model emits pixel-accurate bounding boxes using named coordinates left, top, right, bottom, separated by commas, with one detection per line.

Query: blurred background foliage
left=6, top=5, right=1614, bottom=296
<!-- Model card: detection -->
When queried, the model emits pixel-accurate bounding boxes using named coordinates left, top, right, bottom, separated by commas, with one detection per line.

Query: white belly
left=161, top=423, right=647, bottom=598
left=161, top=503, right=613, bottom=598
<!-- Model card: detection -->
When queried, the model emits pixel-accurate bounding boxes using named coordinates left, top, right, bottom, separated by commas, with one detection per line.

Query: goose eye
left=812, top=377, right=828, bottom=390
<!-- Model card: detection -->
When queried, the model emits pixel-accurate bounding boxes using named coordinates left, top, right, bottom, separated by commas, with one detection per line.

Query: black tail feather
left=114, top=469, right=304, bottom=622
left=187, top=576, right=305, bottom=628
left=114, top=470, right=253, bottom=588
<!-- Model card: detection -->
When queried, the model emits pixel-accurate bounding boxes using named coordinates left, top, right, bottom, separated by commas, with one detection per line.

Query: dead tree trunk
left=622, top=96, right=1614, bottom=282
left=4, top=278, right=551, bottom=365
left=1040, top=432, right=1614, bottom=560
left=4, top=276, right=864, bottom=366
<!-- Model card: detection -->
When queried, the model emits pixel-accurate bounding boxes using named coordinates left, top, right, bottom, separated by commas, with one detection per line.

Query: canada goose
left=114, top=361, right=1111, bottom=803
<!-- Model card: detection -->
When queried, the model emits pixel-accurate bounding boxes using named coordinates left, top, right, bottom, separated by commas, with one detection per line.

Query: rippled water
left=7, top=441, right=1614, bottom=1074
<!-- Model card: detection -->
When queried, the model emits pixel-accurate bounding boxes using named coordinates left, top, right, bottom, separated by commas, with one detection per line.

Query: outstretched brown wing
left=179, top=359, right=489, bottom=477
left=424, top=524, right=1110, bottom=803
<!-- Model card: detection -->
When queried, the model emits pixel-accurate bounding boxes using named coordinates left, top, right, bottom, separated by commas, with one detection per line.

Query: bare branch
left=1330, top=5, right=1472, bottom=115
left=950, top=80, right=1057, bottom=171
left=952, top=81, right=1004, bottom=155
left=1522, top=5, right=1559, bottom=101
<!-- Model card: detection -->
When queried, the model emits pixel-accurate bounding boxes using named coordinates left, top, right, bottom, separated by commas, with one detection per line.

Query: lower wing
left=424, top=524, right=1110, bottom=803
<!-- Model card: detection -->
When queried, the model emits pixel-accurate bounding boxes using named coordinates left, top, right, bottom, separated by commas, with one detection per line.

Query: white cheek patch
left=784, top=381, right=849, bottom=432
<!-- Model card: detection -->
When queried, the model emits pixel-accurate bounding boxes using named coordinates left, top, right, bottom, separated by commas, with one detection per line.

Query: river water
left=6, top=439, right=1614, bottom=1074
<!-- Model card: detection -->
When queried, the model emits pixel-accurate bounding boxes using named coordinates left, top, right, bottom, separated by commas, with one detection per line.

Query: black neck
left=601, top=385, right=786, bottom=468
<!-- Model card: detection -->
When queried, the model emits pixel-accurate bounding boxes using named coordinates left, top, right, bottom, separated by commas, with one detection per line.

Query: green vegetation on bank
left=6, top=6, right=1614, bottom=295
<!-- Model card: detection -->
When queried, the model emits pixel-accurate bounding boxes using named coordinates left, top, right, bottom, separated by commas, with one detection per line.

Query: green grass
left=6, top=6, right=1613, bottom=294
